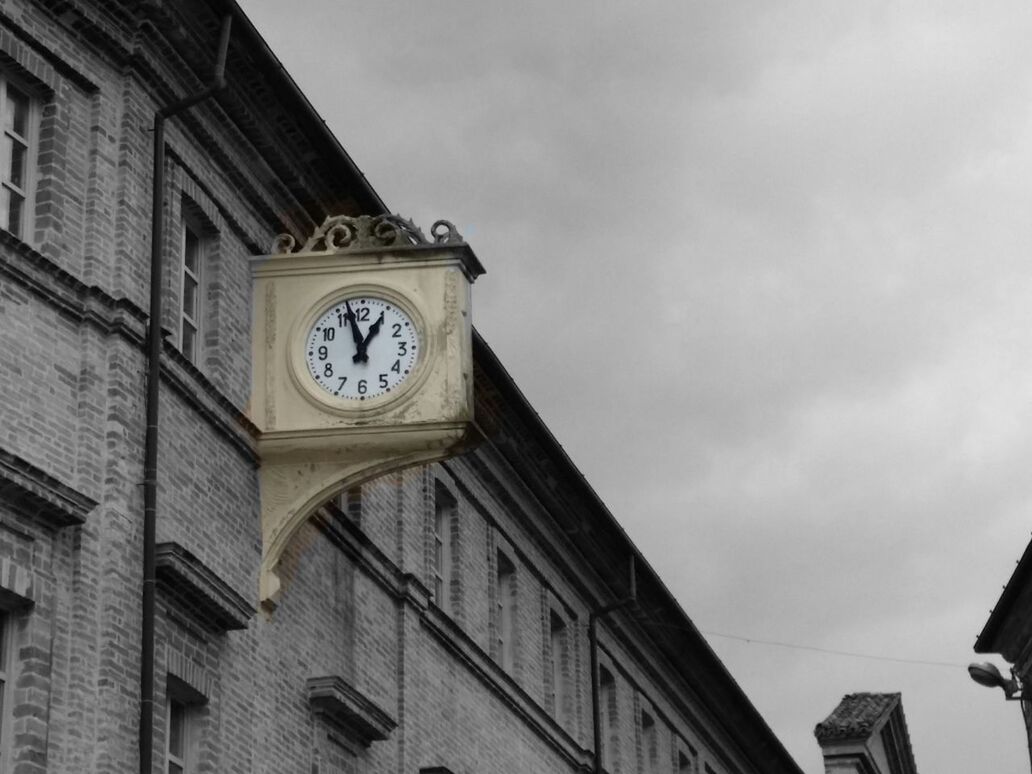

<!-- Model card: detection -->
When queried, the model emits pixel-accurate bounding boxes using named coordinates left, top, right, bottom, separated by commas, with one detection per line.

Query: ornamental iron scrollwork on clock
left=271, top=214, right=465, bottom=255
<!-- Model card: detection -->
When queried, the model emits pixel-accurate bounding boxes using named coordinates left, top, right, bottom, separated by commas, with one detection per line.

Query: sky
left=239, top=2, right=1032, bottom=771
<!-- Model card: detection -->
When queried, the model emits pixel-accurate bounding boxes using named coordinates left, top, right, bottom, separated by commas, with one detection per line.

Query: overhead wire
left=698, top=629, right=967, bottom=669
left=611, top=614, right=968, bottom=668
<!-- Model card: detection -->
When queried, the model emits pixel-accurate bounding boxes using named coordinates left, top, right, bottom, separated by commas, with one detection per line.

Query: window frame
left=432, top=481, right=457, bottom=614
left=677, top=744, right=699, bottom=774
left=179, top=213, right=207, bottom=366
left=599, top=665, right=617, bottom=768
left=548, top=609, right=568, bottom=721
left=164, top=675, right=206, bottom=774
left=165, top=695, right=189, bottom=774
left=641, top=708, right=658, bottom=774
left=495, top=551, right=516, bottom=671
left=0, top=613, right=13, bottom=773
left=0, top=74, right=38, bottom=242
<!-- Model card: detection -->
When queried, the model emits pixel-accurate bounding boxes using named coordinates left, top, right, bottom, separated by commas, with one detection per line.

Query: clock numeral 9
left=317, top=345, right=328, bottom=360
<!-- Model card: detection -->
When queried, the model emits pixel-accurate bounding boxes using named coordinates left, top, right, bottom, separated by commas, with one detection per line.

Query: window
left=335, top=485, right=362, bottom=525
left=0, top=614, right=13, bottom=771
left=549, top=610, right=567, bottom=720
left=0, top=78, right=35, bottom=240
left=599, top=666, right=617, bottom=769
left=179, top=216, right=206, bottom=364
left=166, top=696, right=189, bottom=774
left=165, top=676, right=205, bottom=774
left=678, top=748, right=698, bottom=774
left=641, top=710, right=657, bottom=774
left=495, top=552, right=515, bottom=671
left=432, top=481, right=457, bottom=613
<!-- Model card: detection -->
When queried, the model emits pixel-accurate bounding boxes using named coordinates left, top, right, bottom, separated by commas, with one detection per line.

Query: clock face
left=304, top=295, right=420, bottom=400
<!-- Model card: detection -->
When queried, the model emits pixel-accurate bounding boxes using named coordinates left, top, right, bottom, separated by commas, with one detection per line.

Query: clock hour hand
left=354, top=311, right=385, bottom=363
left=344, top=300, right=367, bottom=362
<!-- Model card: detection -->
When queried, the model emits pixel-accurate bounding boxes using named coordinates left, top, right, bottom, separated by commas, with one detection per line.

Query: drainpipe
left=590, top=556, right=636, bottom=774
left=141, top=15, right=232, bottom=774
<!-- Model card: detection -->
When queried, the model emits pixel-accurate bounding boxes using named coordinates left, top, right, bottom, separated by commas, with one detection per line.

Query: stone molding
left=155, top=542, right=253, bottom=633
left=306, top=675, right=397, bottom=747
left=0, top=7, right=100, bottom=93
left=0, top=445, right=95, bottom=529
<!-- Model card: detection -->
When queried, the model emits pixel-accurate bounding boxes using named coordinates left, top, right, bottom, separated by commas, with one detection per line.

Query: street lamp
left=969, top=661, right=1023, bottom=699
left=969, top=661, right=1032, bottom=770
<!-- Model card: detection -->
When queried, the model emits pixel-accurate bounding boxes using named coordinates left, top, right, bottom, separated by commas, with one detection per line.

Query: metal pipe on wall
left=140, top=15, right=232, bottom=774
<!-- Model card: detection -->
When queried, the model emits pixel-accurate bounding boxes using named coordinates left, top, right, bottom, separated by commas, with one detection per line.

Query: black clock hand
left=354, top=311, right=385, bottom=363
left=344, top=300, right=367, bottom=363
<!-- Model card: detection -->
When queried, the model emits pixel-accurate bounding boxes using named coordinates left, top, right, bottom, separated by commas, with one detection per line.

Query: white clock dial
left=304, top=296, right=420, bottom=400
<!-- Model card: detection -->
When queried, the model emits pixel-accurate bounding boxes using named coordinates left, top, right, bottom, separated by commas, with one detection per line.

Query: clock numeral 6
left=357, top=379, right=367, bottom=395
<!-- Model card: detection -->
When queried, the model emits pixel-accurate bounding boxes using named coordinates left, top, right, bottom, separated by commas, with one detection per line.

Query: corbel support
left=258, top=421, right=476, bottom=608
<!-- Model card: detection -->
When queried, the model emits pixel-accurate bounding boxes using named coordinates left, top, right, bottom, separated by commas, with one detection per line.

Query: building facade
left=0, top=1, right=804, bottom=773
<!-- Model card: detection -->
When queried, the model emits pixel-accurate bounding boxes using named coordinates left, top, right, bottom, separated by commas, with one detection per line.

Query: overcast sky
left=239, top=2, right=1032, bottom=770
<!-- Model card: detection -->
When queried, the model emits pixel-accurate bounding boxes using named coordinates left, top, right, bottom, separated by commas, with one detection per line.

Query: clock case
left=250, top=215, right=484, bottom=608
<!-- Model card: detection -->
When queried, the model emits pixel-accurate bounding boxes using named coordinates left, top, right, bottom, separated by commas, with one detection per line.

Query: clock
left=303, top=294, right=421, bottom=400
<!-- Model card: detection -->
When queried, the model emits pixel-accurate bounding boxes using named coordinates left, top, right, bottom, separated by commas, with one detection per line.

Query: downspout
left=140, top=16, right=232, bottom=774
left=590, top=556, right=636, bottom=774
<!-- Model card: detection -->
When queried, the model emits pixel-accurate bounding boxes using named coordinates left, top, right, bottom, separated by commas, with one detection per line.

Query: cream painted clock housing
left=250, top=214, right=484, bottom=607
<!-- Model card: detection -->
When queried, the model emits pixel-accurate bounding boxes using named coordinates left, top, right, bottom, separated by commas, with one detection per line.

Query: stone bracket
left=258, top=421, right=478, bottom=608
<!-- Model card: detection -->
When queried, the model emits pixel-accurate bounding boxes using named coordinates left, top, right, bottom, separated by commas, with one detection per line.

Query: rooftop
left=814, top=693, right=901, bottom=743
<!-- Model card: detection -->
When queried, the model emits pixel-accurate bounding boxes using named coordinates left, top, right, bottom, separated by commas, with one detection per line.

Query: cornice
left=0, top=445, right=96, bottom=529
left=155, top=541, right=253, bottom=632
left=306, top=675, right=397, bottom=747
left=13, top=2, right=127, bottom=87
left=0, top=239, right=258, bottom=463
left=0, top=9, right=98, bottom=93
